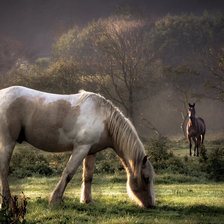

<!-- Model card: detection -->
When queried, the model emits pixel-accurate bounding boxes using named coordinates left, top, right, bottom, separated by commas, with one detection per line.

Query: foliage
left=204, top=48, right=224, bottom=102
left=10, top=149, right=54, bottom=178
left=0, top=193, right=27, bottom=224
left=145, top=137, right=224, bottom=181
left=151, top=12, right=224, bottom=65
left=9, top=138, right=224, bottom=182
left=95, top=149, right=124, bottom=174
left=8, top=60, right=84, bottom=94
left=146, top=137, right=182, bottom=172
left=53, top=15, right=156, bottom=119
left=203, top=147, right=224, bottom=181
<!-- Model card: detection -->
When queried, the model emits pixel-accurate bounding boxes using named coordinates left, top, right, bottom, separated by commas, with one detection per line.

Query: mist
left=0, top=0, right=224, bottom=138
left=1, top=0, right=224, bottom=57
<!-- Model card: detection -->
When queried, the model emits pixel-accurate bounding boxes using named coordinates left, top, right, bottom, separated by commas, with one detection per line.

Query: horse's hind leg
left=201, top=134, right=205, bottom=145
left=80, top=153, right=96, bottom=204
left=49, top=144, right=90, bottom=205
left=196, top=137, right=201, bottom=157
left=199, top=134, right=205, bottom=155
left=0, top=141, right=16, bottom=208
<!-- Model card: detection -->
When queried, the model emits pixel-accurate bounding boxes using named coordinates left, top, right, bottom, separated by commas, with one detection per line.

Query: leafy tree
left=151, top=12, right=224, bottom=65
left=9, top=60, right=84, bottom=94
left=53, top=16, right=156, bottom=121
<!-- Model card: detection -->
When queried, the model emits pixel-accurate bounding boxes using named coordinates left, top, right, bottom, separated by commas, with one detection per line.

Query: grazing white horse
left=0, top=86, right=155, bottom=208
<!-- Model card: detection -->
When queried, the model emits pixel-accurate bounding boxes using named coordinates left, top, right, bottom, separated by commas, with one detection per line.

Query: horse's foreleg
left=188, top=136, right=192, bottom=156
left=80, top=153, right=96, bottom=204
left=49, top=145, right=90, bottom=205
left=193, top=138, right=197, bottom=156
left=0, top=141, right=15, bottom=208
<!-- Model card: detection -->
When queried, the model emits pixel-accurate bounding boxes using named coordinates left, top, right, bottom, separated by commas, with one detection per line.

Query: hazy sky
left=0, top=0, right=223, bottom=57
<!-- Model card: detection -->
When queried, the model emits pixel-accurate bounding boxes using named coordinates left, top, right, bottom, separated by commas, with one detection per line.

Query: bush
left=204, top=147, right=224, bottom=181
left=145, top=137, right=185, bottom=173
left=145, top=137, right=205, bottom=178
left=0, top=193, right=27, bottom=224
left=10, top=150, right=54, bottom=178
left=95, top=149, right=124, bottom=174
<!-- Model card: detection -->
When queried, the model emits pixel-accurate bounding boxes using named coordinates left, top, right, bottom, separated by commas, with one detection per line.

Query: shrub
left=145, top=137, right=206, bottom=178
left=95, top=149, right=124, bottom=174
left=146, top=137, right=172, bottom=162
left=204, top=147, right=224, bottom=181
left=145, top=137, right=186, bottom=174
left=0, top=193, right=27, bottom=224
left=10, top=150, right=54, bottom=178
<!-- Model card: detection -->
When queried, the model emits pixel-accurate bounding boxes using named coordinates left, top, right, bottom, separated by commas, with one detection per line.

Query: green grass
left=1, top=138, right=224, bottom=223
left=6, top=173, right=224, bottom=224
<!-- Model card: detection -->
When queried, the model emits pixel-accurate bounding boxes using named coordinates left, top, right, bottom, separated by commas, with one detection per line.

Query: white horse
left=0, top=86, right=155, bottom=208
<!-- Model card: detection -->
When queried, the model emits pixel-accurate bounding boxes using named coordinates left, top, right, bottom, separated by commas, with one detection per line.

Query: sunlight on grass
left=5, top=174, right=224, bottom=224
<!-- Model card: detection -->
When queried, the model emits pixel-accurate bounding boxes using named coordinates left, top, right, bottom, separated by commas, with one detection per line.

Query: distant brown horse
left=186, top=103, right=206, bottom=156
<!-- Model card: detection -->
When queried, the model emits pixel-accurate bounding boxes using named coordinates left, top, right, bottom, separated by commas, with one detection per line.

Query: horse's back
left=197, top=117, right=206, bottom=135
left=0, top=86, right=108, bottom=152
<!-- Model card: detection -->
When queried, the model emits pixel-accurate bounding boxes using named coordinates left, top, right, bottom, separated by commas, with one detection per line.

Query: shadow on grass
left=26, top=197, right=224, bottom=223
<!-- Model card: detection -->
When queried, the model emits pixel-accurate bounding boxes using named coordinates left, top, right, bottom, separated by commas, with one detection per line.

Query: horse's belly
left=27, top=137, right=74, bottom=152
left=25, top=126, right=74, bottom=152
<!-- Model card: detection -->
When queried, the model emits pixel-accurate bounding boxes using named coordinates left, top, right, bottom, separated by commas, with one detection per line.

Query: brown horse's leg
left=0, top=141, right=15, bottom=208
left=201, top=134, right=205, bottom=145
left=49, top=144, right=90, bottom=205
left=80, top=153, right=96, bottom=204
left=196, top=137, right=200, bottom=157
left=192, top=138, right=197, bottom=156
left=199, top=134, right=204, bottom=155
left=188, top=135, right=192, bottom=156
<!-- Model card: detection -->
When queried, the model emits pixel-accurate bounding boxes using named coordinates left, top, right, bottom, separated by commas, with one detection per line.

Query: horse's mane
left=81, top=91, right=145, bottom=177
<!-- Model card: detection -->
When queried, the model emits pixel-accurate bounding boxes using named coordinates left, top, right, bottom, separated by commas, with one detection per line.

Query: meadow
left=1, top=137, right=224, bottom=224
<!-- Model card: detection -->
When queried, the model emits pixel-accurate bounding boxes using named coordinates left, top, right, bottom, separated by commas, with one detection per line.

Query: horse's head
left=188, top=103, right=195, bottom=119
left=127, top=156, right=155, bottom=208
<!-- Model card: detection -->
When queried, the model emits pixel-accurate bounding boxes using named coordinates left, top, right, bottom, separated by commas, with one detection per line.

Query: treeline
left=0, top=12, right=223, bottom=136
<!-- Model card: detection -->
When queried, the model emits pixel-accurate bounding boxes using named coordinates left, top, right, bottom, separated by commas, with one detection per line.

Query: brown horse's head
left=127, top=156, right=155, bottom=208
left=188, top=103, right=195, bottom=119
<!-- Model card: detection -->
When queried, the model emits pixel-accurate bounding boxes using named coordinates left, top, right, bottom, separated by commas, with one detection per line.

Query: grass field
left=7, top=173, right=224, bottom=224
left=1, top=138, right=224, bottom=223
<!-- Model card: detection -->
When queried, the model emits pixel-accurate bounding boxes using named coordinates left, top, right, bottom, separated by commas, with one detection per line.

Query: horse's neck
left=190, top=117, right=196, bottom=127
left=107, top=109, right=144, bottom=177
left=114, top=141, right=144, bottom=178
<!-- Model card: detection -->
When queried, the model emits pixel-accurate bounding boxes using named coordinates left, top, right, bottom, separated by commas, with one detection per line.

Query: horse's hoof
left=80, top=199, right=94, bottom=204
left=49, top=197, right=62, bottom=205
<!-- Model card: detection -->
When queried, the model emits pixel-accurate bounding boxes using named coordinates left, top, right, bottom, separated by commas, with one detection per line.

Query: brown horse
left=0, top=86, right=155, bottom=208
left=186, top=103, right=206, bottom=156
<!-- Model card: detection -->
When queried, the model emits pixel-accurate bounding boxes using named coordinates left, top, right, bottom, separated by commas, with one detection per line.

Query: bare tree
left=164, top=65, right=202, bottom=136
left=204, top=48, right=224, bottom=102
left=87, top=17, right=155, bottom=121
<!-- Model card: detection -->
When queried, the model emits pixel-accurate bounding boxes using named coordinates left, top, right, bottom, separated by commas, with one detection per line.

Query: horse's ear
left=143, top=156, right=147, bottom=166
left=193, top=103, right=195, bottom=107
left=188, top=103, right=191, bottom=107
left=147, top=155, right=152, bottom=160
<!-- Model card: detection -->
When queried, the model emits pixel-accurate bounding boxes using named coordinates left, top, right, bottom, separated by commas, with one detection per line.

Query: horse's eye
left=144, top=177, right=149, bottom=184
